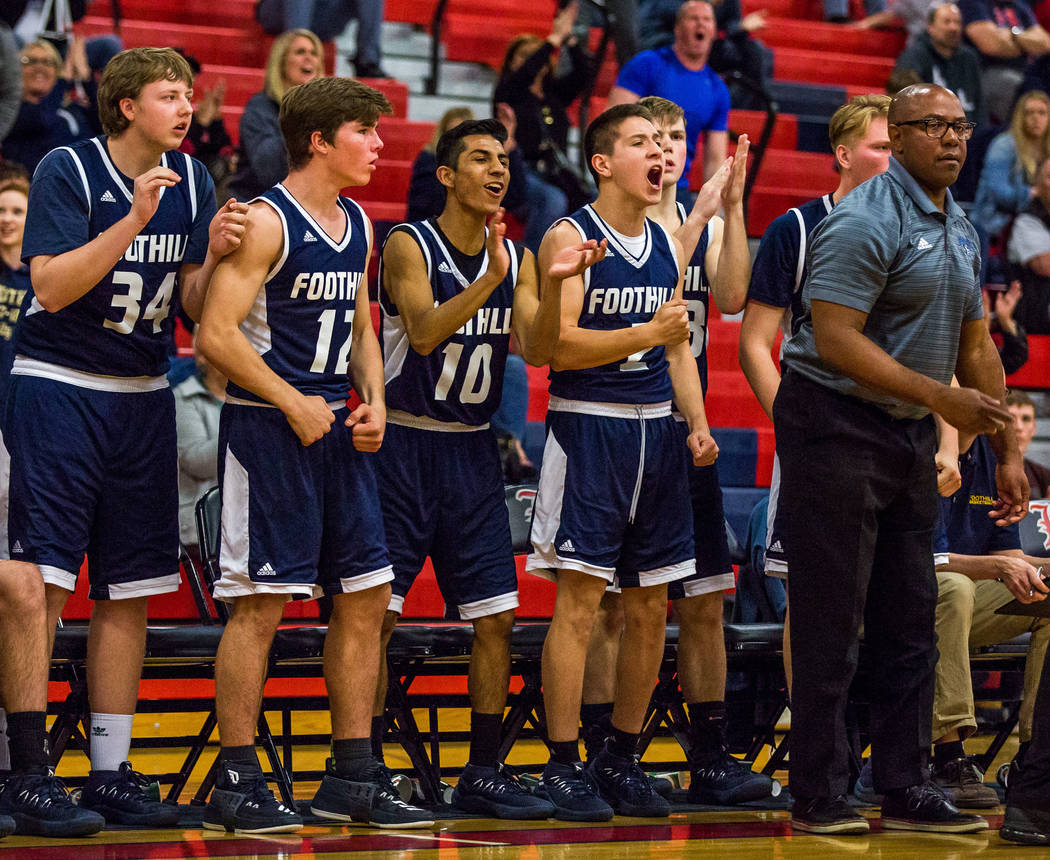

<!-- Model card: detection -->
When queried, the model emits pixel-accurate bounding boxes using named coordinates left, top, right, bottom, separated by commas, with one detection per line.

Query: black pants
left=1010, top=636, right=1050, bottom=811
left=774, top=372, right=939, bottom=798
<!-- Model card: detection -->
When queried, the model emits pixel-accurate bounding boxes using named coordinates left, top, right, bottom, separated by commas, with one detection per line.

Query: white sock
left=0, top=708, right=9, bottom=771
left=89, top=712, right=134, bottom=773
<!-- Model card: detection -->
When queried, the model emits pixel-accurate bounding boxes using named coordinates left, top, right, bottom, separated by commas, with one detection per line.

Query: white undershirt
left=605, top=224, right=646, bottom=257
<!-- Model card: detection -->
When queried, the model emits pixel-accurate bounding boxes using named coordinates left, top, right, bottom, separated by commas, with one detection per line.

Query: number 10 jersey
left=225, top=183, right=371, bottom=404
left=17, top=137, right=216, bottom=380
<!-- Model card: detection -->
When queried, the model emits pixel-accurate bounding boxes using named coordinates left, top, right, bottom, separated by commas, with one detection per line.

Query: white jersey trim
left=275, top=183, right=351, bottom=252
left=547, top=395, right=671, bottom=420
left=583, top=204, right=653, bottom=268
left=184, top=152, right=197, bottom=221
left=54, top=146, right=92, bottom=220
left=11, top=356, right=168, bottom=392
left=386, top=409, right=489, bottom=432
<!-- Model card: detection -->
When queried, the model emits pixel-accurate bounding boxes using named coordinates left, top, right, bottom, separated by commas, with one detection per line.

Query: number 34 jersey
left=225, top=184, right=371, bottom=404
left=379, top=219, right=522, bottom=426
left=17, top=137, right=216, bottom=379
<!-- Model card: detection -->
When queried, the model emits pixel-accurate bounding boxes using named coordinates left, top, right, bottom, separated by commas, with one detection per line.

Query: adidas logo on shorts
left=303, top=230, right=318, bottom=242
left=255, top=562, right=278, bottom=577
left=100, top=189, right=117, bottom=203
left=558, top=539, right=576, bottom=553
left=437, top=261, right=453, bottom=274
left=11, top=540, right=22, bottom=554
left=769, top=540, right=782, bottom=552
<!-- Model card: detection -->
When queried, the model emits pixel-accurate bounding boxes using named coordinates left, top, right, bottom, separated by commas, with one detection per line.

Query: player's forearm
left=197, top=321, right=302, bottom=412
left=738, top=336, right=780, bottom=421
left=520, top=282, right=561, bottom=367
left=180, top=251, right=219, bottom=323
left=550, top=322, right=660, bottom=371
left=30, top=213, right=147, bottom=312
left=404, top=270, right=504, bottom=355
left=712, top=204, right=749, bottom=315
left=668, top=342, right=708, bottom=433
left=349, top=326, right=386, bottom=408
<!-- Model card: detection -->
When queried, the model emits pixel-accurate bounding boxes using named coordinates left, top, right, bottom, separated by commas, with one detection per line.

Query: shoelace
left=490, top=764, right=534, bottom=796
left=600, top=758, right=652, bottom=798
left=952, top=759, right=983, bottom=786
left=372, top=766, right=422, bottom=810
left=105, top=763, right=154, bottom=800
left=14, top=774, right=73, bottom=810
left=546, top=765, right=598, bottom=798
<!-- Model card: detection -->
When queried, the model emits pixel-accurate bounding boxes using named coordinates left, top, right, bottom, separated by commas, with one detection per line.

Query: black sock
left=220, top=745, right=259, bottom=767
left=934, top=740, right=965, bottom=767
left=333, top=737, right=373, bottom=777
left=371, top=716, right=386, bottom=763
left=468, top=712, right=502, bottom=769
left=607, top=723, right=639, bottom=760
left=687, top=700, right=727, bottom=766
left=580, top=702, right=614, bottom=733
left=550, top=739, right=580, bottom=765
left=6, top=711, right=48, bottom=772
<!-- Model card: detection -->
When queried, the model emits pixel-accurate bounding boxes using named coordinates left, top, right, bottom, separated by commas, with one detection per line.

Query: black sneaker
left=880, top=781, right=988, bottom=833
left=1001, top=805, right=1050, bottom=845
left=80, top=761, right=180, bottom=827
left=648, top=771, right=675, bottom=798
left=310, top=759, right=434, bottom=829
left=537, top=760, right=613, bottom=822
left=0, top=813, right=13, bottom=837
left=791, top=795, right=870, bottom=834
left=586, top=746, right=670, bottom=818
left=353, top=60, right=391, bottom=79
left=930, top=756, right=999, bottom=809
left=0, top=768, right=105, bottom=837
left=688, top=752, right=779, bottom=805
left=451, top=762, right=555, bottom=820
left=203, top=762, right=302, bottom=834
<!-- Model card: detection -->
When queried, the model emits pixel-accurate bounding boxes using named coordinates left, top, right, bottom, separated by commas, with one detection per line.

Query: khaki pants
left=933, top=571, right=1050, bottom=742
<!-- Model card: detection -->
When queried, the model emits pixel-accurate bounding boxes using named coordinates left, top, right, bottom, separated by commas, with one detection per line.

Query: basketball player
left=527, top=103, right=714, bottom=820
left=0, top=47, right=246, bottom=837
left=373, top=118, right=582, bottom=818
left=197, top=76, right=433, bottom=833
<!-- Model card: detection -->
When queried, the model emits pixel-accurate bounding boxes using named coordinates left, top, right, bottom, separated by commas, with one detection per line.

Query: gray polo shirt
left=782, top=157, right=983, bottom=420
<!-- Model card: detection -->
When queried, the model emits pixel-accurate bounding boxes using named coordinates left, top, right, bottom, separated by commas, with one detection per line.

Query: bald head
left=888, top=84, right=958, bottom=124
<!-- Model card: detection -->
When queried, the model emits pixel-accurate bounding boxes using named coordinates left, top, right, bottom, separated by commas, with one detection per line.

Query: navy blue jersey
left=17, top=137, right=215, bottom=378
left=226, top=184, right=371, bottom=404
left=0, top=261, right=30, bottom=409
left=676, top=202, right=712, bottom=395
left=548, top=205, right=680, bottom=404
left=934, top=434, right=1021, bottom=557
left=379, top=219, right=522, bottom=426
left=747, top=193, right=834, bottom=338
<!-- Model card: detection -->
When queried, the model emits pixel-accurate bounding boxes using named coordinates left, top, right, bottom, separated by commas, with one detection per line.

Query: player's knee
left=676, top=590, right=723, bottom=627
left=472, top=608, right=514, bottom=645
left=0, top=562, right=45, bottom=619
left=228, top=593, right=286, bottom=636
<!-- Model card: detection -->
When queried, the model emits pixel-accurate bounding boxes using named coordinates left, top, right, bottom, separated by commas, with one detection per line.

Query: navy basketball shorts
left=214, top=401, right=393, bottom=602
left=764, top=452, right=788, bottom=579
left=6, top=374, right=180, bottom=599
left=667, top=419, right=734, bottom=600
left=526, top=398, right=695, bottom=588
left=0, top=425, right=9, bottom=563
left=377, top=417, right=518, bottom=620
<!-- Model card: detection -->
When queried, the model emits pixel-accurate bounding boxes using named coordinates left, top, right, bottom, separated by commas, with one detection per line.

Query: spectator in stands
left=855, top=431, right=1049, bottom=808
left=1008, top=154, right=1050, bottom=331
left=777, top=83, right=1017, bottom=836
left=973, top=90, right=1050, bottom=241
left=1, top=37, right=98, bottom=175
left=228, top=29, right=324, bottom=202
left=886, top=67, right=924, bottom=93
left=174, top=350, right=225, bottom=570
left=174, top=51, right=236, bottom=202
left=1007, top=390, right=1050, bottom=495
left=637, top=0, right=772, bottom=109
left=895, top=3, right=987, bottom=123
left=959, top=0, right=1050, bottom=122
left=824, top=0, right=888, bottom=24
left=984, top=281, right=1029, bottom=373
left=493, top=3, right=590, bottom=249
left=858, top=0, right=938, bottom=44
left=0, top=23, right=19, bottom=144
left=573, top=0, right=638, bottom=68
left=609, top=1, right=730, bottom=197
left=739, top=94, right=892, bottom=690
left=256, top=0, right=389, bottom=78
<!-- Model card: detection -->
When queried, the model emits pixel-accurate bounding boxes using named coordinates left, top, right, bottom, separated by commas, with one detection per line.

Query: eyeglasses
left=893, top=118, right=976, bottom=140
left=20, top=56, right=57, bottom=68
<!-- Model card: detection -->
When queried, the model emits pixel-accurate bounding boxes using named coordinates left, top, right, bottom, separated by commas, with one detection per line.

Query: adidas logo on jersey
left=916, top=236, right=933, bottom=251
left=11, top=540, right=22, bottom=554
left=100, top=189, right=117, bottom=203
left=558, top=539, right=576, bottom=553
left=255, top=562, right=278, bottom=577
left=437, top=261, right=453, bottom=274
left=303, top=230, right=318, bottom=242
left=769, top=540, right=782, bottom=552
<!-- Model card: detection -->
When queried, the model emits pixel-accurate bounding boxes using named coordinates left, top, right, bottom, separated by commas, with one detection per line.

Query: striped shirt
left=782, top=157, right=983, bottom=420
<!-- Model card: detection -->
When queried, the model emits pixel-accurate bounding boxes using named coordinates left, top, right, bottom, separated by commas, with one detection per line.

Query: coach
left=775, top=83, right=1027, bottom=835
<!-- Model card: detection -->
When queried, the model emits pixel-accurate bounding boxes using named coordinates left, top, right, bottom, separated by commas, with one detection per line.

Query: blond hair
left=19, top=40, right=61, bottom=69
left=829, top=93, right=891, bottom=150
left=637, top=96, right=684, bottom=128
left=426, top=106, right=475, bottom=154
left=264, top=29, right=325, bottom=103
left=1010, top=90, right=1050, bottom=183
left=97, top=47, right=195, bottom=137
